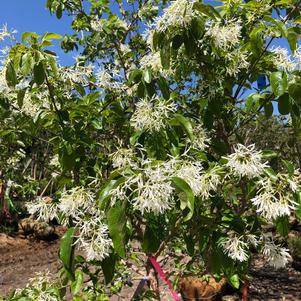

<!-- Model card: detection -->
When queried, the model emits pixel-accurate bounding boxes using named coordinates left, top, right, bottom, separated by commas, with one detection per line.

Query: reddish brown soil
left=0, top=232, right=62, bottom=297
left=0, top=232, right=301, bottom=300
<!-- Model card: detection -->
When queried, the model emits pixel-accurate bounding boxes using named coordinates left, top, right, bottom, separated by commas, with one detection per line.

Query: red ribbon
left=148, top=256, right=181, bottom=301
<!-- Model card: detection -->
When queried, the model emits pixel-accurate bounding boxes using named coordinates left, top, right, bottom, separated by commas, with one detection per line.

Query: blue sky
left=1, top=0, right=75, bottom=65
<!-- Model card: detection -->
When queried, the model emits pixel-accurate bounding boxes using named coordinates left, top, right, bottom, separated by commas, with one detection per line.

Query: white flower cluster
left=0, top=24, right=17, bottom=41
left=110, top=150, right=222, bottom=214
left=74, top=209, right=112, bottom=261
left=59, top=188, right=112, bottom=261
left=26, top=187, right=112, bottom=261
left=219, top=234, right=249, bottom=262
left=251, top=176, right=298, bottom=220
left=271, top=46, right=296, bottom=72
left=198, top=167, right=221, bottom=199
left=0, top=67, right=9, bottom=95
left=191, top=124, right=210, bottom=151
left=49, top=154, right=61, bottom=178
left=206, top=19, right=241, bottom=50
left=58, top=187, right=95, bottom=219
left=26, top=197, right=58, bottom=222
left=132, top=166, right=175, bottom=214
left=95, top=67, right=126, bottom=91
left=171, top=160, right=204, bottom=196
left=130, top=97, right=177, bottom=132
left=220, top=232, right=291, bottom=269
left=140, top=51, right=175, bottom=76
left=226, top=144, right=268, bottom=179
left=153, top=0, right=197, bottom=32
left=111, top=147, right=137, bottom=169
left=90, top=19, right=104, bottom=31
left=25, top=270, right=58, bottom=301
left=18, top=92, right=44, bottom=117
left=261, top=234, right=291, bottom=269
left=60, top=64, right=94, bottom=85
left=225, top=49, right=250, bottom=77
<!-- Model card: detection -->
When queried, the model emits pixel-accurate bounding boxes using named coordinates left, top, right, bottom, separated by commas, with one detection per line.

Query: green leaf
left=229, top=274, right=240, bottom=289
left=288, top=31, right=298, bottom=53
left=264, top=16, right=287, bottom=37
left=71, top=270, right=84, bottom=294
left=261, top=150, right=277, bottom=160
left=295, top=191, right=301, bottom=220
left=33, top=62, right=46, bottom=85
left=264, top=101, right=273, bottom=118
left=5, top=61, right=18, bottom=87
left=157, top=76, right=170, bottom=100
left=160, top=41, right=170, bottom=69
left=171, top=177, right=194, bottom=221
left=59, top=227, right=75, bottom=277
left=142, top=225, right=161, bottom=253
left=288, top=80, right=301, bottom=104
left=128, top=69, right=142, bottom=84
left=184, top=234, right=195, bottom=256
left=21, top=53, right=33, bottom=77
left=264, top=167, right=278, bottom=182
left=278, top=93, right=290, bottom=115
left=172, top=34, right=183, bottom=50
left=98, top=177, right=125, bottom=210
left=173, top=114, right=194, bottom=141
left=101, top=253, right=117, bottom=284
left=143, top=68, right=152, bottom=84
left=275, top=215, right=289, bottom=237
left=270, top=71, right=287, bottom=97
left=17, top=90, right=26, bottom=108
left=282, top=159, right=295, bottom=176
left=22, top=31, right=39, bottom=42
left=194, top=3, right=220, bottom=20
left=107, top=201, right=127, bottom=258
left=42, top=32, right=62, bottom=41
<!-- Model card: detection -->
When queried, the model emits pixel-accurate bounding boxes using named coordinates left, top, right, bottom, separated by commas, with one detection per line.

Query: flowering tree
left=2, top=0, right=301, bottom=299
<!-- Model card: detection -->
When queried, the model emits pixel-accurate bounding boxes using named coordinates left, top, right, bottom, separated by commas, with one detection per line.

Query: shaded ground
left=0, top=232, right=301, bottom=300
left=0, top=232, right=62, bottom=297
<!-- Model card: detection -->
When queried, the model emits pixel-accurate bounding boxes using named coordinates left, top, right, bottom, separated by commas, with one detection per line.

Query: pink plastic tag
left=148, top=256, right=181, bottom=301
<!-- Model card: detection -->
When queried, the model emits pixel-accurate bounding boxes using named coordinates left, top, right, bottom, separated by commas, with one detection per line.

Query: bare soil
left=0, top=232, right=301, bottom=300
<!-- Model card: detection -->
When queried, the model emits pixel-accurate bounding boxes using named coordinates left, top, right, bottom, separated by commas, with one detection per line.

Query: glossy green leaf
left=275, top=216, right=289, bottom=237
left=264, top=16, right=287, bottom=37
left=22, top=31, right=39, bottom=42
left=33, top=62, right=46, bottom=85
left=71, top=270, right=84, bottom=294
left=21, top=53, right=33, bottom=77
left=264, top=101, right=273, bottom=118
left=264, top=167, right=278, bottom=182
left=160, top=41, right=170, bottom=69
left=128, top=69, right=142, bottom=84
left=270, top=71, right=287, bottom=97
left=278, top=93, right=290, bottom=115
left=42, top=32, right=62, bottom=41
left=282, top=159, right=295, bottom=176
left=157, top=76, right=170, bottom=100
left=142, top=225, right=161, bottom=253
left=288, top=31, right=298, bottom=53
left=229, top=274, right=240, bottom=289
left=17, top=90, right=26, bottom=108
left=172, top=177, right=194, bottom=221
left=5, top=61, right=18, bottom=87
left=98, top=177, right=125, bottom=210
left=173, top=114, right=194, bottom=141
left=288, top=80, right=301, bottom=104
left=101, top=253, right=117, bottom=284
left=59, top=227, right=75, bottom=276
left=143, top=68, right=152, bottom=84
left=107, top=201, right=127, bottom=258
